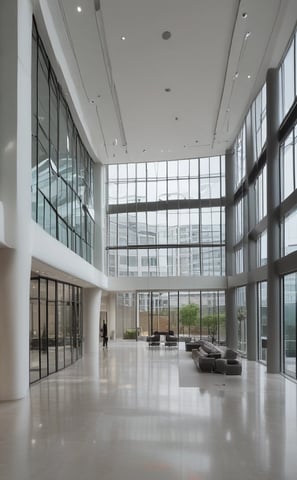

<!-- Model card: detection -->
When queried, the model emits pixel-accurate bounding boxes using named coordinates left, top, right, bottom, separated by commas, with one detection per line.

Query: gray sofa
left=191, top=340, right=242, bottom=375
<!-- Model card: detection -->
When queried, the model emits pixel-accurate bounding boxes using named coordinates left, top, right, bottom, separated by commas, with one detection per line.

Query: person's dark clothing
left=103, top=323, right=108, bottom=347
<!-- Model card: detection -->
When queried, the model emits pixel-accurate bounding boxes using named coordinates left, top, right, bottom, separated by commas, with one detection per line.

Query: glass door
left=151, top=292, right=169, bottom=334
left=30, top=279, right=40, bottom=383
left=283, top=273, right=297, bottom=378
left=258, top=281, right=267, bottom=363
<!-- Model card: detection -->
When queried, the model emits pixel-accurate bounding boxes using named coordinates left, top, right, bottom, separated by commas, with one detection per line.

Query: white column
left=0, top=0, right=32, bottom=400
left=108, top=293, right=116, bottom=340
left=83, top=288, right=102, bottom=354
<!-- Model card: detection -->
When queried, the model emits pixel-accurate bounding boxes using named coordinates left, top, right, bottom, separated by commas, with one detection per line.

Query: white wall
left=0, top=0, right=32, bottom=400
left=108, top=275, right=228, bottom=292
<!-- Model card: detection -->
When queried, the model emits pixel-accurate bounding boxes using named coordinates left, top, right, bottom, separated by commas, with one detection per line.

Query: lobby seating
left=147, top=332, right=160, bottom=346
left=147, top=330, right=178, bottom=347
left=191, top=340, right=242, bottom=375
left=165, top=331, right=178, bottom=347
left=185, top=341, right=203, bottom=352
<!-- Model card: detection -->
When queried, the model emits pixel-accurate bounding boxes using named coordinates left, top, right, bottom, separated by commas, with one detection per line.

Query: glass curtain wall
left=231, top=79, right=268, bottom=362
left=32, top=20, right=95, bottom=264
left=116, top=293, right=137, bottom=339
left=280, top=125, right=297, bottom=257
left=283, top=273, right=297, bottom=378
left=279, top=29, right=297, bottom=377
left=236, top=287, right=247, bottom=355
left=106, top=156, right=225, bottom=277
left=120, top=290, right=226, bottom=344
left=279, top=31, right=297, bottom=122
left=258, top=281, right=268, bottom=363
left=234, top=123, right=246, bottom=190
left=29, top=277, right=83, bottom=383
left=234, top=196, right=246, bottom=274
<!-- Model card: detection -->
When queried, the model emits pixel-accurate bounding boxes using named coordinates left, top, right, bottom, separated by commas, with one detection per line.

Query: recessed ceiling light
left=175, top=116, right=179, bottom=121
left=162, top=31, right=171, bottom=40
left=142, top=149, right=146, bottom=153
left=233, top=72, right=239, bottom=80
left=247, top=74, right=251, bottom=79
left=89, top=99, right=95, bottom=104
left=245, top=31, right=251, bottom=40
left=165, top=88, right=171, bottom=92
left=242, top=12, right=247, bottom=19
left=77, top=6, right=82, bottom=13
left=195, top=140, right=199, bottom=143
left=121, top=36, right=126, bottom=40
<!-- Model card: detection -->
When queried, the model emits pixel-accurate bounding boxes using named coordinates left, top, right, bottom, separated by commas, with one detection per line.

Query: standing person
left=103, top=321, right=108, bottom=348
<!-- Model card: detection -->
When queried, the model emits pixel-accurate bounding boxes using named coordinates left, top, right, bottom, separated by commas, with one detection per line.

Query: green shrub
left=123, top=329, right=137, bottom=339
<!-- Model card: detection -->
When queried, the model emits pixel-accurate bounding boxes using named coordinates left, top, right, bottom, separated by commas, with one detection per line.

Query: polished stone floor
left=0, top=340, right=297, bottom=480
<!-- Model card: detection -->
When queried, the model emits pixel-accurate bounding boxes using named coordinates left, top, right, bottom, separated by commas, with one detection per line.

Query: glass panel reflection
left=29, top=279, right=40, bottom=383
left=283, top=273, right=297, bottom=378
left=236, top=286, right=247, bottom=355
left=29, top=277, right=83, bottom=384
left=106, top=157, right=226, bottom=277
left=258, top=281, right=267, bottom=364
left=31, top=22, right=95, bottom=265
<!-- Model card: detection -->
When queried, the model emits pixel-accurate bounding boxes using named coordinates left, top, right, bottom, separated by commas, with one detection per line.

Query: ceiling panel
left=38, top=0, right=297, bottom=164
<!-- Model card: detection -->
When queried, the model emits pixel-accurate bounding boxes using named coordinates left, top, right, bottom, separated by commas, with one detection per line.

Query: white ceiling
left=40, top=0, right=297, bottom=164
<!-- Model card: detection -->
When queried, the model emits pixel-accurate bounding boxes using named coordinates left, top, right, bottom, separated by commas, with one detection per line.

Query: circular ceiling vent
left=162, top=31, right=171, bottom=40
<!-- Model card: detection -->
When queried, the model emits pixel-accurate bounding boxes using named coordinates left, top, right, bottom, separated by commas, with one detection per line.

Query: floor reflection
left=0, top=341, right=296, bottom=480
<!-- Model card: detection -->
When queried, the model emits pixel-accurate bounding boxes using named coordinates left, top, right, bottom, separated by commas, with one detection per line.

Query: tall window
left=279, top=32, right=297, bottom=122
left=30, top=277, right=83, bottom=383
left=106, top=157, right=226, bottom=277
left=31, top=20, right=95, bottom=264
left=234, top=196, right=246, bottom=274
left=124, top=290, right=226, bottom=343
left=257, top=230, right=267, bottom=266
left=283, top=273, right=297, bottom=379
left=280, top=123, right=297, bottom=258
left=280, top=126, right=297, bottom=201
left=255, top=165, right=267, bottom=223
left=234, top=123, right=246, bottom=190
left=282, top=209, right=297, bottom=256
left=235, top=197, right=244, bottom=242
left=236, top=286, right=247, bottom=354
left=258, top=281, right=267, bottom=363
left=252, top=84, right=267, bottom=161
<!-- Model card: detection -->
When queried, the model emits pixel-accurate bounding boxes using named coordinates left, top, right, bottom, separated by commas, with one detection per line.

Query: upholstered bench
left=214, top=358, right=227, bottom=374
left=192, top=348, right=216, bottom=372
left=225, top=359, right=242, bottom=375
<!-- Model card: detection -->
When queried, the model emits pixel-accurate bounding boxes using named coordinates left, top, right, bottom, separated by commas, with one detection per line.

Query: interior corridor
left=0, top=341, right=296, bottom=480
